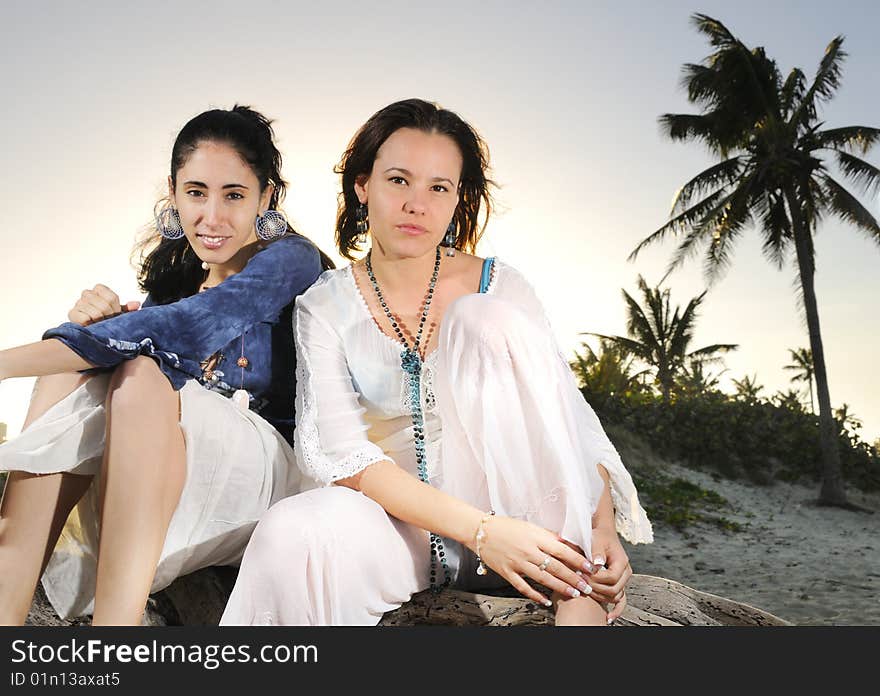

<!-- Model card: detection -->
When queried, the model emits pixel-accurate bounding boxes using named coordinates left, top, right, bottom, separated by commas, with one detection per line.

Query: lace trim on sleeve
left=293, top=289, right=391, bottom=487
left=602, top=461, right=654, bottom=544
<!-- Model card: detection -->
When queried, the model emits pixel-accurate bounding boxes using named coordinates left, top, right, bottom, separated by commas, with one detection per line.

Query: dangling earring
left=443, top=219, right=457, bottom=257
left=201, top=261, right=210, bottom=270
left=355, top=203, right=369, bottom=245
left=255, top=210, right=288, bottom=241
left=156, top=204, right=185, bottom=240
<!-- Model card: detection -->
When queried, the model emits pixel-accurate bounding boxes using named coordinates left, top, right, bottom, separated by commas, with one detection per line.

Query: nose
left=201, top=196, right=223, bottom=228
left=403, top=188, right=428, bottom=215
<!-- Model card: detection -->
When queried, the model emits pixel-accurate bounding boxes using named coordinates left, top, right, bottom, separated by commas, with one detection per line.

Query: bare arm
left=591, top=464, right=615, bottom=530
left=337, top=460, right=592, bottom=605
left=340, top=459, right=484, bottom=550
left=0, top=339, right=94, bottom=381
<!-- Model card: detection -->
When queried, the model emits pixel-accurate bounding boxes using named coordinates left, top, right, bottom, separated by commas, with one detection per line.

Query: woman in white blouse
left=221, top=99, right=653, bottom=626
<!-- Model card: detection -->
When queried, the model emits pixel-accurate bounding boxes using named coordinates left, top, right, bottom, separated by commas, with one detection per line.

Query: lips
left=396, top=224, right=427, bottom=236
left=197, top=234, right=230, bottom=250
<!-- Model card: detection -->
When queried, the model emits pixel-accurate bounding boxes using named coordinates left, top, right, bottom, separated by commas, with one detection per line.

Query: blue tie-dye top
left=43, top=233, right=322, bottom=446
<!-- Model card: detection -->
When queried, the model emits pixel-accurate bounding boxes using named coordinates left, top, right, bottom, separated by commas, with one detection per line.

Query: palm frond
left=659, top=112, right=721, bottom=145
left=690, top=13, right=738, bottom=50
left=819, top=173, right=880, bottom=244
left=688, top=343, right=739, bottom=358
left=793, top=36, right=847, bottom=128
left=583, top=333, right=650, bottom=361
left=755, top=191, right=792, bottom=269
left=812, top=125, right=880, bottom=155
left=810, top=36, right=847, bottom=104
left=670, top=157, right=744, bottom=214
left=833, top=150, right=880, bottom=196
left=628, top=189, right=726, bottom=263
left=780, top=68, right=807, bottom=119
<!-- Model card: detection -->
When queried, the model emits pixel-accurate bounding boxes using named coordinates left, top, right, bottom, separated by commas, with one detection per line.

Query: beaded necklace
left=365, top=245, right=451, bottom=593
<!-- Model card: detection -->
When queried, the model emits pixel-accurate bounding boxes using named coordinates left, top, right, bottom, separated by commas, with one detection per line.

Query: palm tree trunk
left=785, top=186, right=848, bottom=506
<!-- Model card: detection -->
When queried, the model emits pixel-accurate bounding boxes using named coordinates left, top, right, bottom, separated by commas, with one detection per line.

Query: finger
left=92, top=284, right=122, bottom=314
left=527, top=560, right=586, bottom=600
left=76, top=301, right=107, bottom=325
left=505, top=572, right=552, bottom=608
left=123, top=301, right=141, bottom=312
left=545, top=538, right=595, bottom=575
left=607, top=593, right=628, bottom=624
left=536, top=546, right=592, bottom=596
left=589, top=550, right=629, bottom=585
left=591, top=563, right=633, bottom=598
left=80, top=292, right=116, bottom=319
left=68, top=308, right=93, bottom=326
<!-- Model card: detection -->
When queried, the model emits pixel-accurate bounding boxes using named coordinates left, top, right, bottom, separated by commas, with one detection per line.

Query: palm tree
left=773, top=388, right=806, bottom=413
left=628, top=14, right=880, bottom=507
left=570, top=338, right=649, bottom=396
left=676, top=356, right=727, bottom=395
left=784, top=347, right=815, bottom=413
left=587, top=275, right=737, bottom=400
left=732, top=373, right=764, bottom=402
left=833, top=403, right=863, bottom=437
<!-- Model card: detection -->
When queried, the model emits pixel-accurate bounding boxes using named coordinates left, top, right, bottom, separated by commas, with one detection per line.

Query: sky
left=0, top=0, right=878, bottom=443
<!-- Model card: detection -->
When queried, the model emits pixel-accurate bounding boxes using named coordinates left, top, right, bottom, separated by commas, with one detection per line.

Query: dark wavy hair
left=135, top=105, right=334, bottom=304
left=334, top=98, right=496, bottom=260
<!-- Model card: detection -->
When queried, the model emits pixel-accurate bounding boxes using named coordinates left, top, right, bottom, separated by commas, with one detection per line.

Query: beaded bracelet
left=474, top=510, right=496, bottom=576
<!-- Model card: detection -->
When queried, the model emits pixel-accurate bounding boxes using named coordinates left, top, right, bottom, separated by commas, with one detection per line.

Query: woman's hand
left=68, top=285, right=140, bottom=326
left=583, top=525, right=633, bottom=622
left=473, top=516, right=594, bottom=607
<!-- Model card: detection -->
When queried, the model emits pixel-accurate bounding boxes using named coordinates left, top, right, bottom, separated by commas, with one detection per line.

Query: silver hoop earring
left=355, top=203, right=369, bottom=245
left=255, top=210, right=288, bottom=241
left=444, top=219, right=457, bottom=257
left=156, top=204, right=185, bottom=240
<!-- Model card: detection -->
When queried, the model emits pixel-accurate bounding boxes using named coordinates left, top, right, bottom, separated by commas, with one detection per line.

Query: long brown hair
left=334, top=98, right=496, bottom=261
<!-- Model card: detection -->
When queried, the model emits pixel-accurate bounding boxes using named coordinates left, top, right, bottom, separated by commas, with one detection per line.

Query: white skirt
left=0, top=374, right=300, bottom=620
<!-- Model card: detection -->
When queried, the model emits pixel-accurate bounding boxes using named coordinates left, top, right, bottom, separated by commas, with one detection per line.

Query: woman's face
left=170, top=140, right=272, bottom=267
left=354, top=127, right=462, bottom=260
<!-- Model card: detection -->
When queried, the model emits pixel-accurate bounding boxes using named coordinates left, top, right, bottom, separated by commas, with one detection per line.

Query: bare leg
left=553, top=541, right=608, bottom=626
left=0, top=373, right=94, bottom=625
left=553, top=591, right=608, bottom=626
left=91, top=356, right=186, bottom=626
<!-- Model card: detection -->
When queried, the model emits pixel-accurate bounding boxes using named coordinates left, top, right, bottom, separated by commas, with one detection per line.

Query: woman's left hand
left=583, top=525, right=632, bottom=623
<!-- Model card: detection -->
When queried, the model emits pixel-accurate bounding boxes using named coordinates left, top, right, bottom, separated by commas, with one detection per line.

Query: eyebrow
left=383, top=167, right=455, bottom=187
left=183, top=181, right=250, bottom=190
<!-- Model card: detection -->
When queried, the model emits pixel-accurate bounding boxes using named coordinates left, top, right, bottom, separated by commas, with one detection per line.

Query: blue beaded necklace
left=365, top=245, right=451, bottom=593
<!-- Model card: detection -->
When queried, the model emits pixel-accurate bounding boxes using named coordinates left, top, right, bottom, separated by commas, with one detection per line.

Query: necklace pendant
left=232, top=389, right=250, bottom=411
left=401, top=348, right=421, bottom=376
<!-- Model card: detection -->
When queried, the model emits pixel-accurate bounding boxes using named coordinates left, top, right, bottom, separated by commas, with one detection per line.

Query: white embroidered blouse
left=292, top=260, right=653, bottom=545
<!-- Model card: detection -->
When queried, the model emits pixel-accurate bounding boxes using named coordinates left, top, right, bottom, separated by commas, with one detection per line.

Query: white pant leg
left=434, top=293, right=608, bottom=559
left=220, top=486, right=430, bottom=626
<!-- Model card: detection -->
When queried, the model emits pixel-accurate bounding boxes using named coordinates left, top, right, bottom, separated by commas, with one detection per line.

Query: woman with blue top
left=0, top=106, right=329, bottom=625
left=221, top=99, right=653, bottom=627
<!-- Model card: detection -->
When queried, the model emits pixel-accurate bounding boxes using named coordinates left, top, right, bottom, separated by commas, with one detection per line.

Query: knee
left=107, top=357, right=172, bottom=415
left=444, top=294, right=538, bottom=353
left=245, top=489, right=377, bottom=569
left=246, top=493, right=328, bottom=564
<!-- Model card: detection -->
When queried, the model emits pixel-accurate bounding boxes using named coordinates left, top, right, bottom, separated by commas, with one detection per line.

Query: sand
left=623, top=458, right=880, bottom=626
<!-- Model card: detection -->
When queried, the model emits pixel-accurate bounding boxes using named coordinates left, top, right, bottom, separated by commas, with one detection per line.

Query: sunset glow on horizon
left=1, top=0, right=878, bottom=445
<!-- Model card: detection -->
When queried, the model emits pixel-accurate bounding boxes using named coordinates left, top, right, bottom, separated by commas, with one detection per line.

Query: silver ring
left=538, top=556, right=552, bottom=572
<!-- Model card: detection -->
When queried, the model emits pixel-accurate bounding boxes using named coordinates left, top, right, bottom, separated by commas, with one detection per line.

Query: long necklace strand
left=365, top=246, right=451, bottom=592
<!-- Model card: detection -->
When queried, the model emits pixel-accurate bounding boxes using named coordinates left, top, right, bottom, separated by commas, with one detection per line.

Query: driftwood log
left=26, top=568, right=790, bottom=626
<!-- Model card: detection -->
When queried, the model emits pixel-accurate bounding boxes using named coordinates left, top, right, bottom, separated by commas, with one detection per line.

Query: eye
left=388, top=176, right=407, bottom=185
left=226, top=191, right=244, bottom=200
left=186, top=189, right=205, bottom=197
left=431, top=184, right=449, bottom=193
